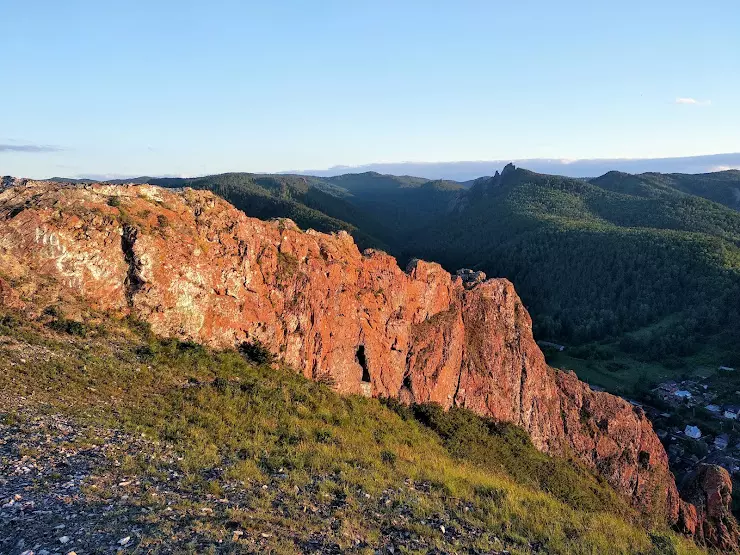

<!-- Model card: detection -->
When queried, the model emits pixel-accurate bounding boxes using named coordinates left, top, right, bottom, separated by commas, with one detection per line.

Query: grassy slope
left=0, top=310, right=703, bottom=554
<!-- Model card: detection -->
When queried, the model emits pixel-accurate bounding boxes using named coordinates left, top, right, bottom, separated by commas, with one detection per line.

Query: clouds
left=295, top=153, right=740, bottom=181
left=675, top=97, right=711, bottom=106
left=710, top=165, right=740, bottom=172
left=0, top=144, right=62, bottom=153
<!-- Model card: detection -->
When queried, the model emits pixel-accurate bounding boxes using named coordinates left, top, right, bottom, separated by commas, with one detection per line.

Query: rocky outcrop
left=0, top=276, right=24, bottom=310
left=679, top=464, right=740, bottom=550
left=455, top=268, right=487, bottom=288
left=0, top=180, right=735, bottom=547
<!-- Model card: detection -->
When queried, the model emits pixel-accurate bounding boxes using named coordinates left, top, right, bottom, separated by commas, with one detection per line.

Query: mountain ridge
left=35, top=167, right=740, bottom=368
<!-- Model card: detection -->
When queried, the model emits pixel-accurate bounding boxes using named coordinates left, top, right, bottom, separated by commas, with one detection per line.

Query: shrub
left=649, top=532, right=678, bottom=555
left=380, top=449, right=397, bottom=466
left=685, top=440, right=708, bottom=458
left=605, top=361, right=627, bottom=372
left=48, top=317, right=88, bottom=337
left=0, top=314, right=20, bottom=331
left=314, top=429, right=333, bottom=443
left=212, top=377, right=230, bottom=392
left=276, top=251, right=299, bottom=279
left=43, top=305, right=61, bottom=318
left=125, top=316, right=154, bottom=340
left=135, top=344, right=155, bottom=361
left=239, top=340, right=275, bottom=365
left=315, top=372, right=337, bottom=388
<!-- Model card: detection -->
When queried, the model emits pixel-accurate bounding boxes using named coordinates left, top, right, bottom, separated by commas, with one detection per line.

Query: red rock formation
left=0, top=276, right=24, bottom=310
left=0, top=180, right=735, bottom=547
left=679, top=464, right=740, bottom=550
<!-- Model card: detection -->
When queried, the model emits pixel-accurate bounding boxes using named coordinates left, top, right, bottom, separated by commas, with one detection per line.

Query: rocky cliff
left=0, top=179, right=736, bottom=549
left=679, top=464, right=740, bottom=549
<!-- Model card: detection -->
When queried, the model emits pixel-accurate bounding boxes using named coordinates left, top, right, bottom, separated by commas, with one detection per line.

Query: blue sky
left=2, top=0, right=739, bottom=179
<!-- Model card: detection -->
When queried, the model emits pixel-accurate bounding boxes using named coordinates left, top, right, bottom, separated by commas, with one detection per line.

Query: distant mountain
left=146, top=173, right=390, bottom=251
left=47, top=176, right=156, bottom=185
left=288, top=152, right=740, bottom=181
left=593, top=170, right=740, bottom=211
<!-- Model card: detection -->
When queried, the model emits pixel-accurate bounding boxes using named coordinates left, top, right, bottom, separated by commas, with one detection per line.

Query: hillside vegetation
left=593, top=170, right=740, bottom=211
left=405, top=167, right=740, bottom=362
left=148, top=173, right=390, bottom=251
left=0, top=309, right=702, bottom=554
left=128, top=171, right=464, bottom=254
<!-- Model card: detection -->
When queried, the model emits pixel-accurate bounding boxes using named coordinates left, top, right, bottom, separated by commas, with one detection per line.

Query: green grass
left=384, top=401, right=632, bottom=517
left=543, top=317, right=731, bottom=397
left=558, top=345, right=727, bottom=395
left=549, top=350, right=667, bottom=395
left=0, top=310, right=705, bottom=554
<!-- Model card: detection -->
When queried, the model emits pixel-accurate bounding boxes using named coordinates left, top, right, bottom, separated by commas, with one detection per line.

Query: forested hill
left=76, top=171, right=468, bottom=251
left=402, top=165, right=740, bottom=366
left=592, top=169, right=740, bottom=211
left=98, top=171, right=467, bottom=251
left=147, top=173, right=391, bottom=251
left=49, top=166, right=740, bottom=368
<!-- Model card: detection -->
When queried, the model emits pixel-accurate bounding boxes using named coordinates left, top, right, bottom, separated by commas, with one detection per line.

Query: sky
left=2, top=0, right=739, bottom=179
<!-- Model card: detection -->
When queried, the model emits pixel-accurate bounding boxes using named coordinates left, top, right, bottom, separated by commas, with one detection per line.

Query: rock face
left=679, top=464, right=740, bottom=550
left=0, top=180, right=735, bottom=547
left=455, top=268, right=487, bottom=288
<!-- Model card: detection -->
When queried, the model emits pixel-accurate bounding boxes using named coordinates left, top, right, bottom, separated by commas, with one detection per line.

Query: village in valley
left=539, top=340, right=740, bottom=503
left=587, top=365, right=740, bottom=499
left=638, top=368, right=740, bottom=481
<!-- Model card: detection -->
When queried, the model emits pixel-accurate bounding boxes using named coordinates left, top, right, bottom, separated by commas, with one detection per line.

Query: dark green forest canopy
left=403, top=167, right=740, bottom=354
left=593, top=169, right=740, bottom=211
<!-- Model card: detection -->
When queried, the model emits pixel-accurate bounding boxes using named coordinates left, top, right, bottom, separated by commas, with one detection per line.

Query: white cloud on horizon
left=0, top=143, right=63, bottom=153
left=292, top=153, right=740, bottom=180
left=675, top=97, right=711, bottom=106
